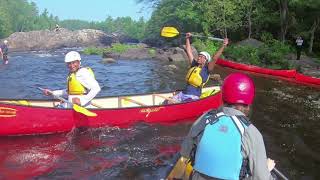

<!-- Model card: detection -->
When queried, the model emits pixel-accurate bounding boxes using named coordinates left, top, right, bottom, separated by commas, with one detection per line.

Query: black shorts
left=3, top=54, right=8, bottom=61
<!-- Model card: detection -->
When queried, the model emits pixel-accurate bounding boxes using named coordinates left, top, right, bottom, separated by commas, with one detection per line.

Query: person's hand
left=267, top=158, right=276, bottom=171
left=186, top=32, right=192, bottom=39
left=223, top=38, right=229, bottom=47
left=43, top=88, right=52, bottom=96
left=72, top=97, right=81, bottom=106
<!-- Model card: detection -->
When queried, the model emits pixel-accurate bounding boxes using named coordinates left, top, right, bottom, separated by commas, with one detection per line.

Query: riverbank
left=84, top=42, right=320, bottom=78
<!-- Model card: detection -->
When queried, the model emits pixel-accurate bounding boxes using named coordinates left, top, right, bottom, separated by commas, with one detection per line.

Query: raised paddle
left=160, top=26, right=224, bottom=41
left=38, top=87, right=97, bottom=117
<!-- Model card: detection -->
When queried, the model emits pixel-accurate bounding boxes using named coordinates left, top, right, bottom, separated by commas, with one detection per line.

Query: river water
left=0, top=49, right=319, bottom=179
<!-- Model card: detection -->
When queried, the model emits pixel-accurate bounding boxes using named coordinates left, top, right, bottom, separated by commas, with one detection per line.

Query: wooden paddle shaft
left=121, top=97, right=146, bottom=106
left=153, top=94, right=179, bottom=104
left=91, top=102, right=104, bottom=108
left=273, top=167, right=289, bottom=180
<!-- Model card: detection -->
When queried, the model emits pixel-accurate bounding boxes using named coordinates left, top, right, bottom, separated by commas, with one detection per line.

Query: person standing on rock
left=295, top=36, right=303, bottom=60
left=0, top=40, right=9, bottom=65
left=169, top=33, right=228, bottom=103
left=55, top=24, right=60, bottom=32
left=41, top=51, right=101, bottom=108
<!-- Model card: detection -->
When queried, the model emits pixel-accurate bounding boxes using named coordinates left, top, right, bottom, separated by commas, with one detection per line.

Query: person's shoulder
left=244, top=124, right=263, bottom=138
left=77, top=67, right=92, bottom=75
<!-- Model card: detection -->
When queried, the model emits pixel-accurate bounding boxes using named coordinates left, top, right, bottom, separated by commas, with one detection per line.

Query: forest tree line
left=139, top=0, right=320, bottom=55
left=0, top=0, right=147, bottom=40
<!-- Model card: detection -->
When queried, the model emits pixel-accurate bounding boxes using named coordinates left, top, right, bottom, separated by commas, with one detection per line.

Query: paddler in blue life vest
left=171, top=32, right=228, bottom=103
left=180, top=73, right=276, bottom=180
left=42, top=51, right=101, bottom=108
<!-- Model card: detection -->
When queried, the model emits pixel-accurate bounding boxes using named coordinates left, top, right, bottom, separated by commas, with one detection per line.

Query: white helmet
left=199, top=51, right=211, bottom=62
left=3, top=40, right=8, bottom=44
left=65, top=51, right=81, bottom=63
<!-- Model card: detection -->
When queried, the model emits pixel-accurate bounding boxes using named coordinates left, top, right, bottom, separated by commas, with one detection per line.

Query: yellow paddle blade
left=161, top=27, right=180, bottom=37
left=72, top=104, right=97, bottom=117
left=200, top=89, right=220, bottom=99
left=17, top=100, right=30, bottom=105
left=7, top=100, right=30, bottom=105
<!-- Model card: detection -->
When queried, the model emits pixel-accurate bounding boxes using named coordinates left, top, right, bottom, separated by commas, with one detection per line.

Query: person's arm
left=0, top=47, right=3, bottom=59
left=76, top=68, right=101, bottom=106
left=42, top=88, right=67, bottom=98
left=185, top=32, right=194, bottom=65
left=51, top=89, right=68, bottom=97
left=242, top=125, right=276, bottom=180
left=208, top=38, right=229, bottom=72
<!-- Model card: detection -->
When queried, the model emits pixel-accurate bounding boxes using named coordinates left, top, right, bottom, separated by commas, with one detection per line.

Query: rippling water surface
left=0, top=49, right=319, bottom=179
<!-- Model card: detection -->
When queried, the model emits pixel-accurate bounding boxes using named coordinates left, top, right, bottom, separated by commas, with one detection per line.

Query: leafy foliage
left=0, top=0, right=58, bottom=37
left=83, top=43, right=142, bottom=55
left=225, top=40, right=293, bottom=69
left=192, top=39, right=220, bottom=56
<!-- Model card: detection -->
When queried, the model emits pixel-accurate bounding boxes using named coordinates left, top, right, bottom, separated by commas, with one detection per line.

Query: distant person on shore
left=180, top=72, right=276, bottom=180
left=0, top=40, right=9, bottom=65
left=168, top=33, right=228, bottom=103
left=55, top=24, right=60, bottom=32
left=41, top=51, right=101, bottom=108
left=295, top=36, right=303, bottom=60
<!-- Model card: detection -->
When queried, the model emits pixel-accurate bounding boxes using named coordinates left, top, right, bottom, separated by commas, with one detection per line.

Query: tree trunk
left=279, top=0, right=288, bottom=42
left=248, top=5, right=253, bottom=39
left=309, top=18, right=319, bottom=54
left=223, top=3, right=228, bottom=38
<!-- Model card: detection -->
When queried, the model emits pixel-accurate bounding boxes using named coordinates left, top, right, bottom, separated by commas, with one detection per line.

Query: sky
left=29, top=0, right=152, bottom=21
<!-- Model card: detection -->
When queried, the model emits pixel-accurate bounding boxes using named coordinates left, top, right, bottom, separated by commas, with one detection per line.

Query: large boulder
left=236, top=38, right=264, bottom=47
left=5, top=28, right=113, bottom=52
left=154, top=47, right=189, bottom=62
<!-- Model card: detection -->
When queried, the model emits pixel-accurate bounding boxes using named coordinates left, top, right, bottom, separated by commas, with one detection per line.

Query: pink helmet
left=222, top=73, right=255, bottom=105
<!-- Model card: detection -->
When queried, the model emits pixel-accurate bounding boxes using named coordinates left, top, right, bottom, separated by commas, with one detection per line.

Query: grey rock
left=4, top=28, right=114, bottom=52
left=101, top=58, right=116, bottom=63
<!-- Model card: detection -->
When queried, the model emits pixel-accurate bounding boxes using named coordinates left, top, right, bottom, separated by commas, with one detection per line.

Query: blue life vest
left=193, top=112, right=247, bottom=180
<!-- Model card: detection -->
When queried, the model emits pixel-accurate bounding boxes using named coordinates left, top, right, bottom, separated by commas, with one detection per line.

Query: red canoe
left=0, top=86, right=222, bottom=136
left=216, top=58, right=320, bottom=86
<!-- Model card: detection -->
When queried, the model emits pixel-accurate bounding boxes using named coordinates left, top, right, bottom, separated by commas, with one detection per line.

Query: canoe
left=0, top=86, right=222, bottom=136
left=216, top=58, right=320, bottom=87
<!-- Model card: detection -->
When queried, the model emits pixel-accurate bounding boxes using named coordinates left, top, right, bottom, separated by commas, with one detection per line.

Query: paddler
left=42, top=51, right=101, bottom=108
left=170, top=32, right=228, bottom=103
left=180, top=73, right=276, bottom=179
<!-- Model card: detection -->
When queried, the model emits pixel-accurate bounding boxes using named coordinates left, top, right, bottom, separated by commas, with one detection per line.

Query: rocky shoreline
left=2, top=28, right=319, bottom=77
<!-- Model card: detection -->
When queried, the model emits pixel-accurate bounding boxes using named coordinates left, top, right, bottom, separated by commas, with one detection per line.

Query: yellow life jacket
left=185, top=66, right=209, bottom=88
left=67, top=67, right=95, bottom=95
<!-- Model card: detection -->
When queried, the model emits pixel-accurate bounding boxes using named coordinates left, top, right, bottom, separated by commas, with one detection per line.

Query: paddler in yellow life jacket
left=170, top=32, right=229, bottom=103
left=42, top=51, right=101, bottom=108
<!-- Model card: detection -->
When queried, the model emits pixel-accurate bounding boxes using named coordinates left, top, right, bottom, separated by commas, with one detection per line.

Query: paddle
left=160, top=26, right=224, bottom=41
left=164, top=153, right=289, bottom=180
left=38, top=87, right=97, bottom=117
left=273, top=167, right=289, bottom=180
